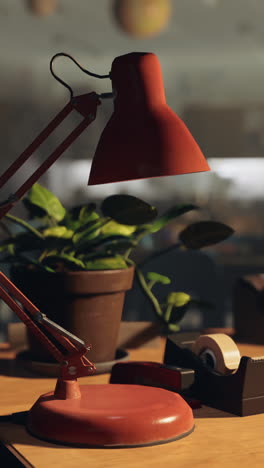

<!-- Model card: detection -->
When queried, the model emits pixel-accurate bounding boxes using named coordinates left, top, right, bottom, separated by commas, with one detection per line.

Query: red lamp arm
left=0, top=92, right=100, bottom=219
left=0, top=271, right=96, bottom=379
left=0, top=91, right=102, bottom=379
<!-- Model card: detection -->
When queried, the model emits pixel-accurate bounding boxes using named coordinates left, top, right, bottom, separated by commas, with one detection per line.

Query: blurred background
left=1, top=0, right=264, bottom=339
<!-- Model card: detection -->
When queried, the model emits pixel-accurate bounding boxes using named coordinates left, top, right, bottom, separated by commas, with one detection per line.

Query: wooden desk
left=0, top=341, right=264, bottom=468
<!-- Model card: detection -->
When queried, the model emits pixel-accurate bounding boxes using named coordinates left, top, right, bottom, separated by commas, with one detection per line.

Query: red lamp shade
left=88, top=52, right=210, bottom=185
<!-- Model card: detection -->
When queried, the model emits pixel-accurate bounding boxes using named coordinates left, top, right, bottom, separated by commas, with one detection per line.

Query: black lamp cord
left=50, top=52, right=110, bottom=100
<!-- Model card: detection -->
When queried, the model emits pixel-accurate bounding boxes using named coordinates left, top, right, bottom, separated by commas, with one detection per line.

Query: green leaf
left=22, top=256, right=56, bottom=273
left=73, top=218, right=102, bottom=236
left=26, top=184, right=66, bottom=222
left=179, top=221, right=234, bottom=249
left=0, top=237, right=13, bottom=247
left=8, top=232, right=44, bottom=253
left=0, top=232, right=46, bottom=256
left=102, top=240, right=136, bottom=254
left=101, top=195, right=158, bottom=225
left=62, top=204, right=98, bottom=231
left=68, top=203, right=97, bottom=221
left=167, top=323, right=180, bottom=332
left=148, top=204, right=198, bottom=233
left=72, top=219, right=102, bottom=245
left=93, top=238, right=136, bottom=254
left=169, top=306, right=189, bottom=324
left=167, top=292, right=191, bottom=307
left=85, top=256, right=128, bottom=270
left=0, top=241, right=14, bottom=254
left=75, top=234, right=136, bottom=256
left=93, top=234, right=135, bottom=246
left=101, top=220, right=136, bottom=236
left=23, top=198, right=48, bottom=219
left=146, top=272, right=171, bottom=285
left=79, top=205, right=98, bottom=224
left=42, top=253, right=86, bottom=271
left=38, top=236, right=72, bottom=251
left=5, top=213, right=44, bottom=239
left=43, top=226, right=74, bottom=239
left=60, top=214, right=81, bottom=232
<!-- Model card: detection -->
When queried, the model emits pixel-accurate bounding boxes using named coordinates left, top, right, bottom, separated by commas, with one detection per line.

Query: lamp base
left=27, top=384, right=194, bottom=447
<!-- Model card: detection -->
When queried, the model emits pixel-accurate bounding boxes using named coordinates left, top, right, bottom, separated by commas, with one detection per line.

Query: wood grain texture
left=1, top=340, right=264, bottom=467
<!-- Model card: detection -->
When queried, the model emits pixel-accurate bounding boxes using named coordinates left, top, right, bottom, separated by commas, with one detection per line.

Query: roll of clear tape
left=192, top=334, right=241, bottom=375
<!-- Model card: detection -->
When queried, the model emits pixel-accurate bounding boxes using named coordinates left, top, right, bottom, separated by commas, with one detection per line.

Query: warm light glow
left=113, top=0, right=172, bottom=38
left=29, top=0, right=58, bottom=16
left=209, top=158, right=264, bottom=200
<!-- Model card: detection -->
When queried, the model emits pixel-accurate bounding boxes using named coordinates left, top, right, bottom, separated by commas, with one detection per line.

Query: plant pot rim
left=58, top=265, right=135, bottom=276
left=12, top=264, right=135, bottom=294
left=12, top=265, right=134, bottom=275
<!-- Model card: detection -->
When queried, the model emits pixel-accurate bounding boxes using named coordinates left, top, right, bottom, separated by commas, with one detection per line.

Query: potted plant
left=0, top=183, right=233, bottom=365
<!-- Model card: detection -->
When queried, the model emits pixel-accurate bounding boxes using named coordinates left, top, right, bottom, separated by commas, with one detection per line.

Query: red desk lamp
left=89, top=52, right=209, bottom=184
left=0, top=52, right=209, bottom=447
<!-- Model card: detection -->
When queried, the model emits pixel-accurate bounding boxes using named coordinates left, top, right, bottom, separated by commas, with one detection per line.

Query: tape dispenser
left=164, top=332, right=264, bottom=416
left=192, top=333, right=241, bottom=376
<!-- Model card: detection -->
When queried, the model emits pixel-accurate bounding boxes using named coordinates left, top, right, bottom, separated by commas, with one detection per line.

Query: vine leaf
left=101, top=195, right=157, bottom=225
left=179, top=221, right=234, bottom=249
left=146, top=272, right=171, bottom=285
left=25, top=183, right=66, bottom=221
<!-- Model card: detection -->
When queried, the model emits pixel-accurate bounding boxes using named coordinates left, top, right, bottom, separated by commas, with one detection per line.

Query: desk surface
left=0, top=340, right=264, bottom=468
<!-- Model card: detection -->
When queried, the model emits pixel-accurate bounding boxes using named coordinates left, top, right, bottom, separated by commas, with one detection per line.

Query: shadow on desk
left=193, top=407, right=234, bottom=419
left=0, top=410, right=234, bottom=455
left=0, top=357, right=50, bottom=379
left=0, top=405, right=235, bottom=457
left=0, top=422, right=66, bottom=449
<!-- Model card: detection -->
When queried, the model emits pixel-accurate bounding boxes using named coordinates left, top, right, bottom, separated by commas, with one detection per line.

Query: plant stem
left=124, top=228, right=150, bottom=260
left=164, top=304, right=173, bottom=322
left=126, top=258, right=163, bottom=319
left=96, top=217, right=112, bottom=230
left=5, top=214, right=44, bottom=239
left=147, top=280, right=156, bottom=290
left=139, top=242, right=182, bottom=267
left=38, top=249, right=51, bottom=263
left=136, top=268, right=164, bottom=318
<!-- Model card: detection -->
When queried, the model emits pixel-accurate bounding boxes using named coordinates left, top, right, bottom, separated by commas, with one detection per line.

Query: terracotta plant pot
left=12, top=266, right=134, bottom=364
